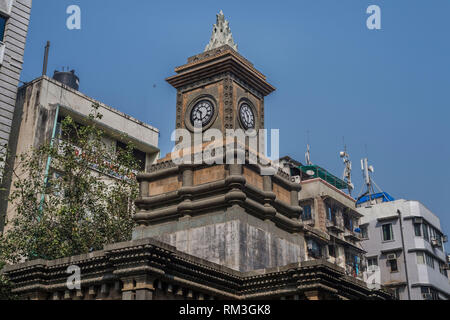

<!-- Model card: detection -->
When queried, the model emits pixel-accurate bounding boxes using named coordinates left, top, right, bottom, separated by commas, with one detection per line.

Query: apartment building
left=280, top=156, right=366, bottom=280
left=0, top=0, right=32, bottom=177
left=0, top=73, right=160, bottom=231
left=358, top=196, right=450, bottom=300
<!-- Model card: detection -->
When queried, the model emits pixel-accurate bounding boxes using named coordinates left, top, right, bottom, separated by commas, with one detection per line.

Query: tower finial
left=205, top=10, right=238, bottom=52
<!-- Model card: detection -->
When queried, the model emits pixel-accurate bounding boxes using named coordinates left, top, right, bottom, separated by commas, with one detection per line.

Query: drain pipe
left=38, top=104, right=60, bottom=217
left=397, top=209, right=411, bottom=300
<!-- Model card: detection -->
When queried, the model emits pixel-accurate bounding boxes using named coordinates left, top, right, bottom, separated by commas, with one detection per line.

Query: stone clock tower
left=166, top=11, right=275, bottom=143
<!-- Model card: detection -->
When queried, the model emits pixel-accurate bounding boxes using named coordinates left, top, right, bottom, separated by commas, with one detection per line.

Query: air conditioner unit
left=413, top=217, right=423, bottom=224
left=422, top=293, right=433, bottom=300
left=387, top=253, right=397, bottom=260
left=431, top=238, right=440, bottom=247
left=290, top=175, right=301, bottom=184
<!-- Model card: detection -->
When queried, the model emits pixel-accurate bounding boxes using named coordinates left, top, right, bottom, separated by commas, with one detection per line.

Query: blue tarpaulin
left=356, top=192, right=395, bottom=205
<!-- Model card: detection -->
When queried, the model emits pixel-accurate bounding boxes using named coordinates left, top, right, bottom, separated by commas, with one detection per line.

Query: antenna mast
left=340, top=145, right=354, bottom=195
left=305, top=144, right=312, bottom=165
left=357, top=157, right=381, bottom=204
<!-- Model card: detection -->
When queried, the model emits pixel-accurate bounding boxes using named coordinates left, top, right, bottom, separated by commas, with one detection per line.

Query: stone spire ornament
left=205, top=10, right=238, bottom=52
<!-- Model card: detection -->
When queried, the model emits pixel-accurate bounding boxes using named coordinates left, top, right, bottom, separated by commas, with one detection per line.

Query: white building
left=358, top=196, right=450, bottom=300
left=0, top=0, right=32, bottom=177
left=0, top=74, right=160, bottom=231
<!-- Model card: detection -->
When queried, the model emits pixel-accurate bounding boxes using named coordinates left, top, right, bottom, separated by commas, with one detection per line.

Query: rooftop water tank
left=52, top=69, right=79, bottom=91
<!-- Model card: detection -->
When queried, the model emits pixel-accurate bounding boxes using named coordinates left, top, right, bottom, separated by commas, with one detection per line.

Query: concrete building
left=280, top=156, right=366, bottom=280
left=0, top=0, right=32, bottom=178
left=358, top=195, right=450, bottom=300
left=0, top=73, right=160, bottom=232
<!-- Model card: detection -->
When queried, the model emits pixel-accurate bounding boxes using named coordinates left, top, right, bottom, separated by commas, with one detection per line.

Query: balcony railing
left=344, top=229, right=362, bottom=242
left=326, top=219, right=344, bottom=233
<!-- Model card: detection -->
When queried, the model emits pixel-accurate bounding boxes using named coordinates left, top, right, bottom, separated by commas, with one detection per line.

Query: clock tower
left=166, top=11, right=275, bottom=145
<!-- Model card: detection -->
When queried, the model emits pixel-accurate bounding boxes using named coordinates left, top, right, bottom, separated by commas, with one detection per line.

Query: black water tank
left=53, top=69, right=79, bottom=91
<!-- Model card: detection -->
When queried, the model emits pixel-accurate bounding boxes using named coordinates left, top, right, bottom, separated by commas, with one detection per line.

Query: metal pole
left=38, top=105, right=60, bottom=217
left=397, top=209, right=411, bottom=300
left=42, top=41, right=50, bottom=76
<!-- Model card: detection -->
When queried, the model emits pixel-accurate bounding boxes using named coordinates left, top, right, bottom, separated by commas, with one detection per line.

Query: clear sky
left=21, top=1, right=450, bottom=238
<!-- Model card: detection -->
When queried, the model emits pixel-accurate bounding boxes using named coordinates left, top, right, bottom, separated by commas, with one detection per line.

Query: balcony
left=326, top=219, right=344, bottom=233
left=344, top=229, right=362, bottom=242
left=302, top=217, right=315, bottom=227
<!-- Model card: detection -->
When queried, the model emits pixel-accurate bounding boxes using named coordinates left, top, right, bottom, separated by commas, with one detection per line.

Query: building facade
left=358, top=197, right=450, bottom=300
left=0, top=0, right=32, bottom=177
left=0, top=74, right=160, bottom=232
left=280, top=156, right=366, bottom=281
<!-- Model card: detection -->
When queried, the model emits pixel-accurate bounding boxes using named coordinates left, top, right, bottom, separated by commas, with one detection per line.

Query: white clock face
left=239, top=103, right=255, bottom=130
left=190, top=100, right=214, bottom=128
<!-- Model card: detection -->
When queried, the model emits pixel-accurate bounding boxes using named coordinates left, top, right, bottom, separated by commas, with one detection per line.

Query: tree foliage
left=0, top=104, right=141, bottom=297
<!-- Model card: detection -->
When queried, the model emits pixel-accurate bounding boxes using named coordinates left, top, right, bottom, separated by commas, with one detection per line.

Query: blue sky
left=21, top=1, right=450, bottom=237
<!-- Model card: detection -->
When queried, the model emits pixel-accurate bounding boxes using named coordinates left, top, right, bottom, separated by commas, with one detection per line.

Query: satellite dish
left=306, top=170, right=315, bottom=176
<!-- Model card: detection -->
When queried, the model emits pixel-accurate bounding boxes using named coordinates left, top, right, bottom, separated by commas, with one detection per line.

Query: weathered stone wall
left=149, top=174, right=182, bottom=196
left=133, top=207, right=305, bottom=272
left=193, top=165, right=225, bottom=186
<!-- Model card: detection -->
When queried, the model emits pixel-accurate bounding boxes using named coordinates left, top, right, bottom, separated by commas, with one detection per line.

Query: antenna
left=357, top=157, right=382, bottom=204
left=340, top=144, right=354, bottom=195
left=305, top=144, right=312, bottom=166
left=42, top=41, right=50, bottom=76
left=305, top=130, right=312, bottom=165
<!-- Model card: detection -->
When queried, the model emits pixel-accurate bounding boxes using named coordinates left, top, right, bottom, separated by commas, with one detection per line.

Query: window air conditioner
left=387, top=253, right=397, bottom=260
left=413, top=217, right=423, bottom=224
left=290, top=175, right=301, bottom=184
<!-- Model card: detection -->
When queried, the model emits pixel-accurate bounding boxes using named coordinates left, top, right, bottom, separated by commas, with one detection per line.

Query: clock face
left=190, top=100, right=214, bottom=128
left=239, top=103, right=255, bottom=130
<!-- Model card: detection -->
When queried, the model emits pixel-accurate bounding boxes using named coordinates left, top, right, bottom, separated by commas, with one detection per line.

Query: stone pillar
left=140, top=180, right=149, bottom=198
left=263, top=175, right=272, bottom=192
left=181, top=166, right=194, bottom=187
left=229, top=163, right=242, bottom=176
left=121, top=275, right=155, bottom=300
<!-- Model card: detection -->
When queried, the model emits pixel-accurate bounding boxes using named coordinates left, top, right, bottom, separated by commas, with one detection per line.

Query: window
left=360, top=225, right=368, bottom=239
left=439, top=262, right=448, bottom=276
left=307, top=239, right=322, bottom=259
left=425, top=253, right=434, bottom=269
left=393, top=288, right=401, bottom=300
left=133, top=148, right=146, bottom=171
left=416, top=252, right=425, bottom=264
left=328, top=245, right=336, bottom=258
left=0, top=15, right=6, bottom=43
left=117, top=141, right=146, bottom=171
left=422, top=224, right=429, bottom=241
left=382, top=223, right=394, bottom=241
left=414, top=223, right=421, bottom=237
left=389, top=259, right=398, bottom=272
left=367, top=257, right=378, bottom=270
left=421, top=287, right=439, bottom=300
left=343, top=212, right=353, bottom=231
left=326, top=206, right=336, bottom=222
left=302, top=205, right=312, bottom=220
